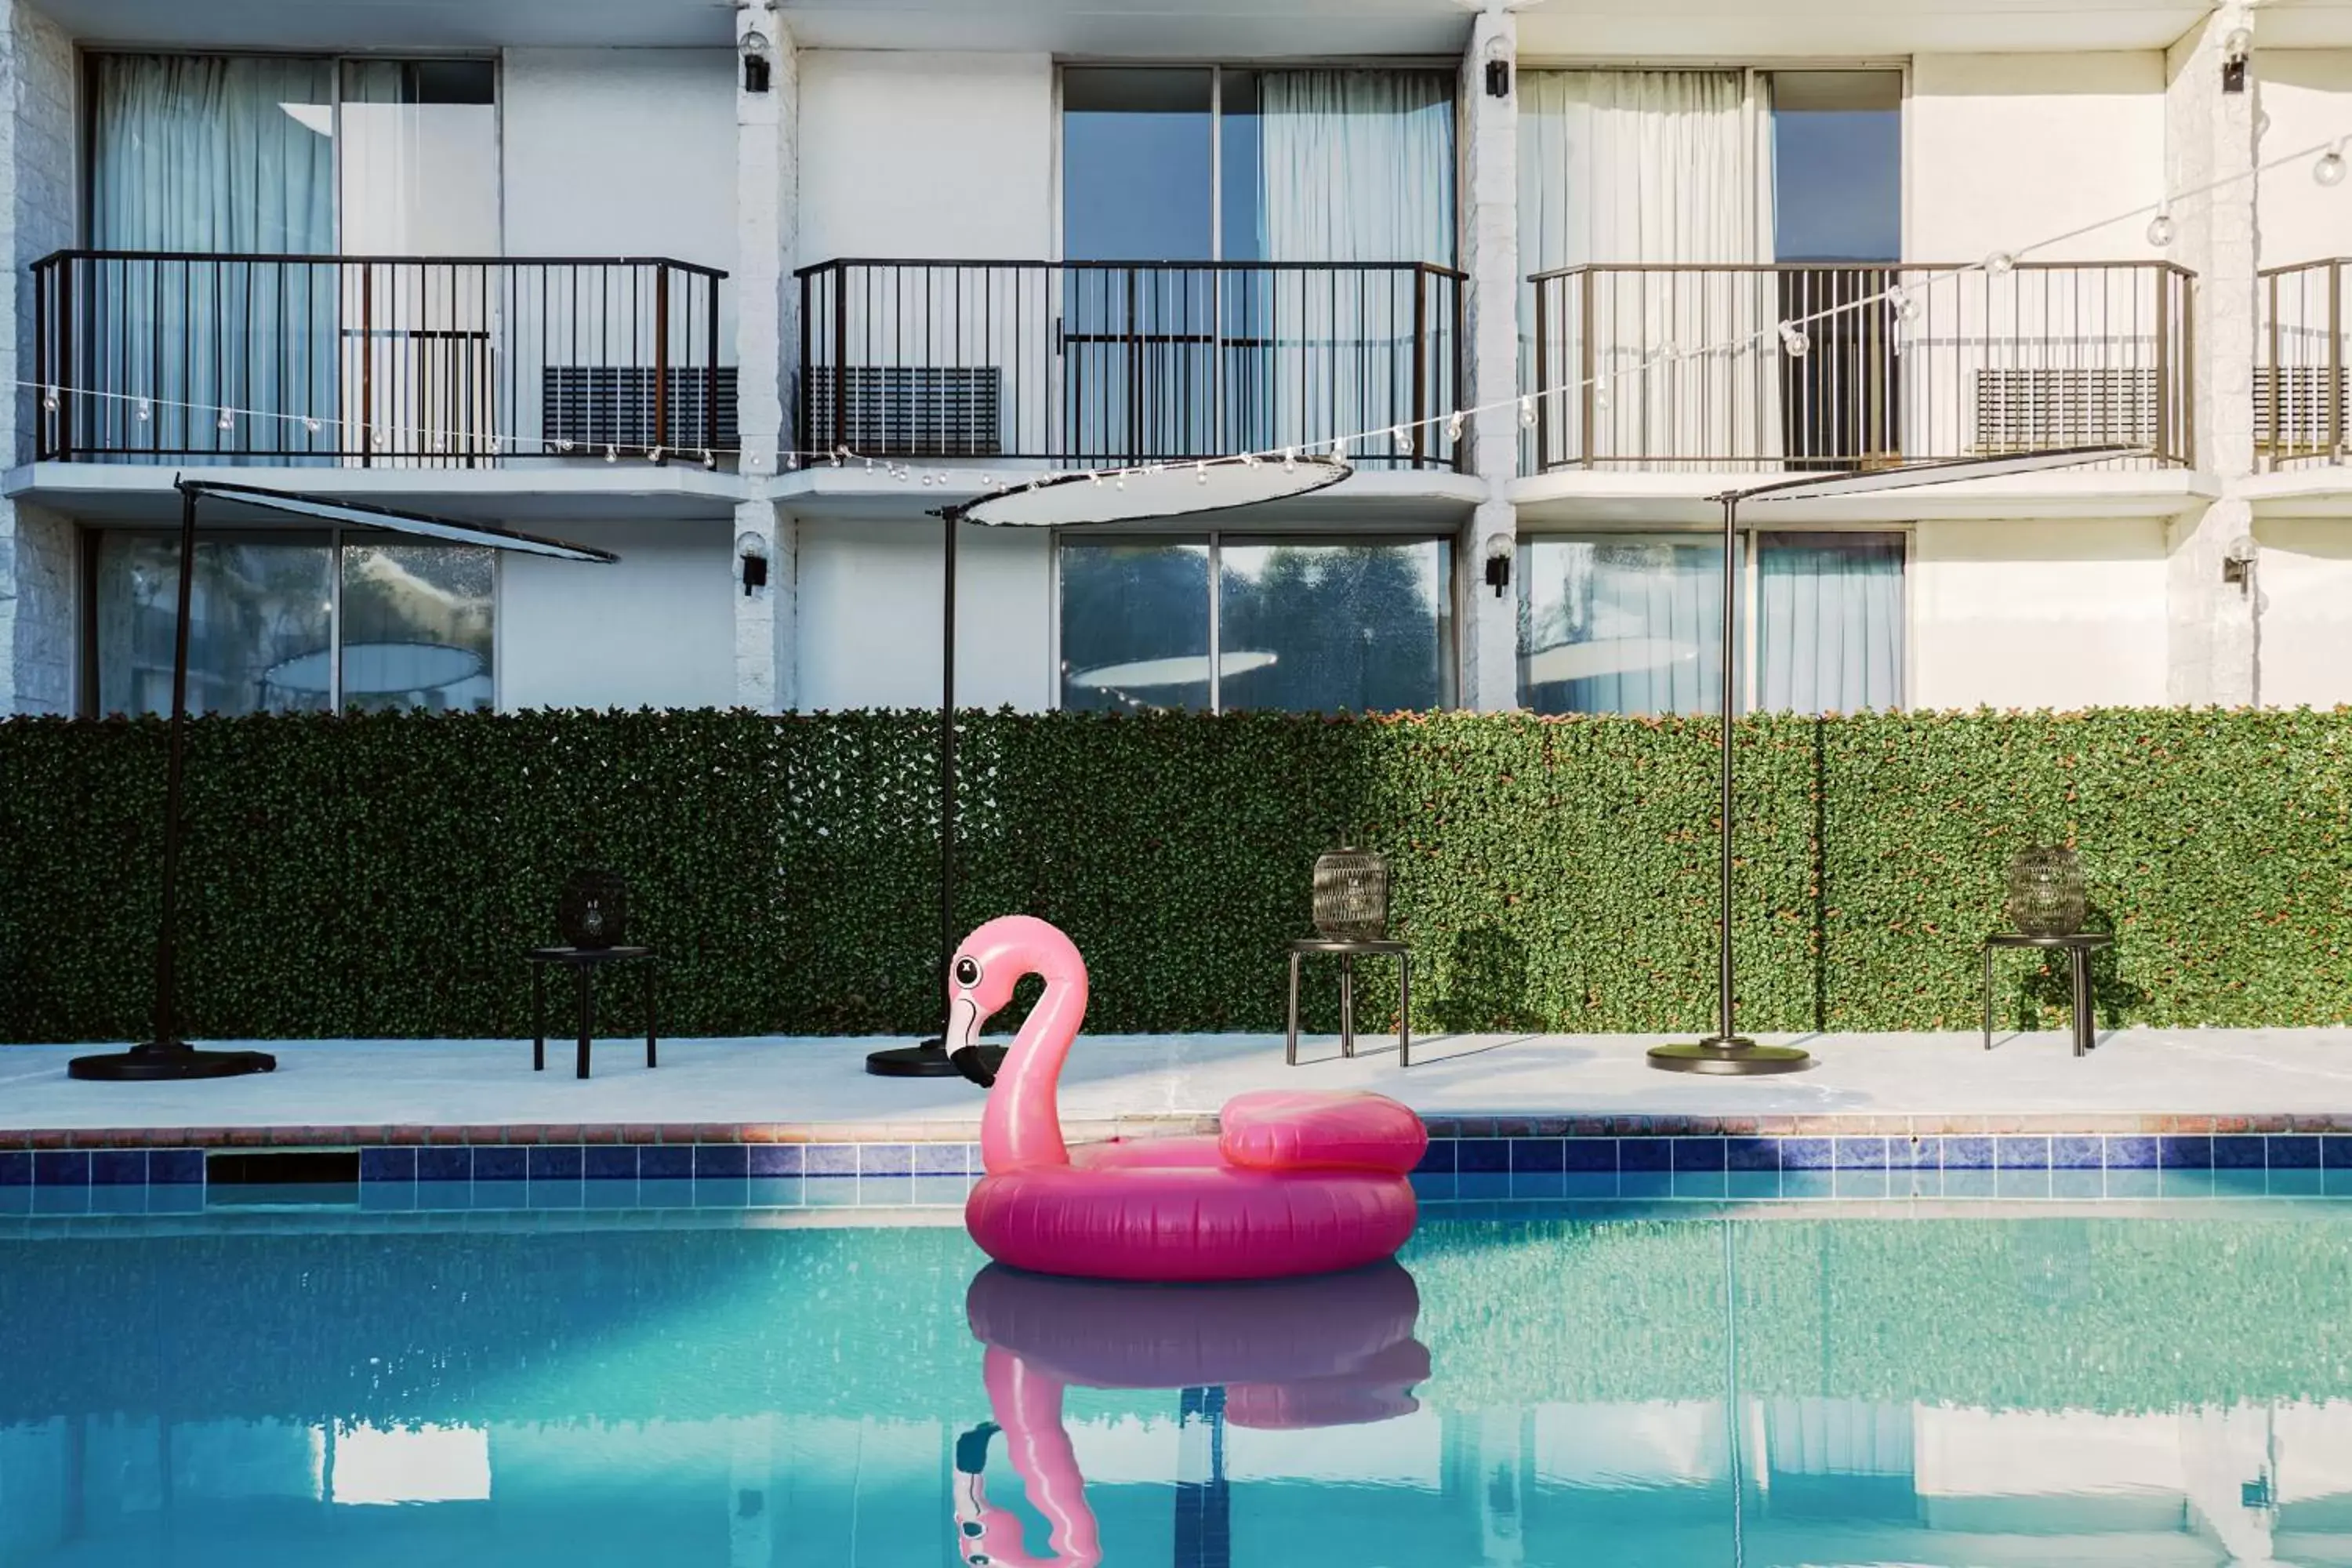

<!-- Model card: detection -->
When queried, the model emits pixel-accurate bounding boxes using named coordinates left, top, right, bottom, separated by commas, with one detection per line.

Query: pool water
left=8, top=1207, right=2352, bottom=1566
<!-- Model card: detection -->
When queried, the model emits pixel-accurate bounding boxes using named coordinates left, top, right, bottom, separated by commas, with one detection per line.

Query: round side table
left=1981, top=933, right=2113, bottom=1057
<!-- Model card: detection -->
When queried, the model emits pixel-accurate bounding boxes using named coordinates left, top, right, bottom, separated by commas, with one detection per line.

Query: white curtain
left=1259, top=71, right=1456, bottom=458
left=1757, top=534, right=1904, bottom=713
left=1518, top=71, right=1779, bottom=470
left=88, top=55, right=338, bottom=462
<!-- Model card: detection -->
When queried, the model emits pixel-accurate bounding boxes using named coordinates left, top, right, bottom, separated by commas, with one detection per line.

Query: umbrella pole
left=71, top=481, right=275, bottom=1080
left=1647, top=491, right=1808, bottom=1076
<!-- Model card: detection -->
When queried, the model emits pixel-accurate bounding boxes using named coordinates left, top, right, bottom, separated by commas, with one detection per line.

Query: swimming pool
left=7, top=1203, right=2350, bottom=1566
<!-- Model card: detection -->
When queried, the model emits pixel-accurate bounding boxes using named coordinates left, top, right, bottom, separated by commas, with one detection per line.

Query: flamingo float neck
left=950, top=916, right=1090, bottom=1175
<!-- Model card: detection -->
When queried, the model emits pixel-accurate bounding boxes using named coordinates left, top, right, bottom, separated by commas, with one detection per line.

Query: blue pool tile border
left=18, top=1129, right=2352, bottom=1213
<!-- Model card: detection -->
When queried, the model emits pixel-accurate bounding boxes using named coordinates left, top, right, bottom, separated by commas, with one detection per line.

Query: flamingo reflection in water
left=950, top=1261, right=1429, bottom=1567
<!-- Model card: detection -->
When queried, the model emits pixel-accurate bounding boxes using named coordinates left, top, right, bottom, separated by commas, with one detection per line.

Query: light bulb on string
left=1241, top=452, right=1260, bottom=468
left=1518, top=397, right=1536, bottom=429
left=830, top=446, right=847, bottom=468
left=1446, top=410, right=1465, bottom=441
left=1115, top=472, right=1127, bottom=491
left=555, top=437, right=574, bottom=453
left=1592, top=381, right=1610, bottom=412
left=304, top=417, right=321, bottom=435
left=648, top=445, right=665, bottom=465
left=136, top=397, right=151, bottom=422
left=216, top=408, right=234, bottom=431
left=2147, top=205, right=2176, bottom=248
left=2318, top=141, right=2349, bottom=187
left=1282, top=446, right=1298, bottom=473
left=605, top=445, right=619, bottom=463
left=1330, top=437, right=1348, bottom=459
left=1986, top=251, right=2017, bottom=276
left=702, top=449, right=717, bottom=470
left=40, top=386, right=58, bottom=413
left=1778, top=321, right=1810, bottom=358
left=1389, top=425, right=1409, bottom=453
left=1195, top=461, right=1208, bottom=485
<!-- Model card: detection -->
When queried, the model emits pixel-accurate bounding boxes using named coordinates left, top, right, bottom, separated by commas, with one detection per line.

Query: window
left=90, top=533, right=495, bottom=717
left=1518, top=532, right=1903, bottom=716
left=1059, top=538, right=1452, bottom=713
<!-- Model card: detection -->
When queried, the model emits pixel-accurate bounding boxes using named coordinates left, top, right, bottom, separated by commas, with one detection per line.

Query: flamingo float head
left=946, top=915, right=1087, bottom=1088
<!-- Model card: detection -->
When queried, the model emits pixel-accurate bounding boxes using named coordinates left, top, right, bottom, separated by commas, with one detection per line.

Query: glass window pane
left=1058, top=543, right=1212, bottom=711
left=1519, top=537, right=1729, bottom=716
left=93, top=534, right=334, bottom=717
left=339, top=542, right=495, bottom=713
left=1756, top=532, right=1904, bottom=714
left=1217, top=540, right=1450, bottom=713
left=89, top=54, right=336, bottom=251
left=1062, top=67, right=1214, bottom=261
left=1771, top=71, right=1902, bottom=263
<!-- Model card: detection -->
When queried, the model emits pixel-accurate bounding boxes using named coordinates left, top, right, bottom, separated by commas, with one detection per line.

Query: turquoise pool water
left=8, top=1206, right=2352, bottom=1566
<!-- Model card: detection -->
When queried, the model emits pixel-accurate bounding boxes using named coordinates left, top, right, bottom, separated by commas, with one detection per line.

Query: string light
left=648, top=445, right=665, bottom=465
left=604, top=445, right=618, bottom=463
left=216, top=408, right=234, bottom=431
left=1446, top=410, right=1465, bottom=441
left=41, top=386, right=58, bottom=413
left=136, top=397, right=151, bottom=421
left=2146, top=205, right=2176, bottom=248
left=1518, top=397, right=1536, bottom=429
left=1778, top=321, right=1811, bottom=358
left=2319, top=141, right=2348, bottom=187
left=1986, top=251, right=2016, bottom=276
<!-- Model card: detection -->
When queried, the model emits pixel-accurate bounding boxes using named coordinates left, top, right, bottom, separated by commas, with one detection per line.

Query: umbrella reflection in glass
left=261, top=641, right=489, bottom=712
left=1066, top=650, right=1278, bottom=710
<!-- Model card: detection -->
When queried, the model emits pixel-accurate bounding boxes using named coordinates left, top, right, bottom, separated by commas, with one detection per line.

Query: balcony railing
left=1525, top=261, right=2194, bottom=474
left=2259, top=258, right=2350, bottom=470
left=796, top=259, right=1467, bottom=471
left=31, top=251, right=731, bottom=465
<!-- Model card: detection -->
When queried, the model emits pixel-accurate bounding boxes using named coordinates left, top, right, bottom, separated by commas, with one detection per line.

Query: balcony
left=31, top=252, right=731, bottom=466
left=1523, top=261, right=2194, bottom=475
left=795, top=260, right=1466, bottom=473
left=2259, top=259, right=2349, bottom=471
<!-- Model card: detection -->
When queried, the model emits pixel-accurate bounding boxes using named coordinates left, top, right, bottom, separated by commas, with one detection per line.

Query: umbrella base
left=68, top=1043, right=278, bottom=1081
left=866, top=1038, right=1007, bottom=1080
left=1646, top=1036, right=1812, bottom=1076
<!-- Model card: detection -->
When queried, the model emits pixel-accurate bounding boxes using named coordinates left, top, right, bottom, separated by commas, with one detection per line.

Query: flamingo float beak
left=947, top=995, right=996, bottom=1087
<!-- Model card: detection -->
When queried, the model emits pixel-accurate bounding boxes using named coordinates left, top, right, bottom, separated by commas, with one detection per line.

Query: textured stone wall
left=1456, top=8, right=1519, bottom=713
left=734, top=6, right=799, bottom=711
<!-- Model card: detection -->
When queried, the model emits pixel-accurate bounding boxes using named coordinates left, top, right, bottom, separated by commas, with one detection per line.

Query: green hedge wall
left=1, top=706, right=2347, bottom=1044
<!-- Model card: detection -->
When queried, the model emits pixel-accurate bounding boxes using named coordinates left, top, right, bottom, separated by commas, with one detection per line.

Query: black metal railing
left=2259, top=258, right=2350, bottom=470
left=796, top=259, right=1468, bottom=470
left=1525, top=260, right=2194, bottom=474
left=31, top=251, right=730, bottom=464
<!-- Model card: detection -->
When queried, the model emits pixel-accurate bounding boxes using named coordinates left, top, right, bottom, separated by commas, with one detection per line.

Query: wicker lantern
left=2004, top=845, right=2085, bottom=937
left=1312, top=837, right=1388, bottom=942
left=557, top=867, right=629, bottom=949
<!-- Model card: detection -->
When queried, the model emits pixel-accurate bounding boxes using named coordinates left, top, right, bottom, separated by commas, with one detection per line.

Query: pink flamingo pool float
left=953, top=1262, right=1430, bottom=1568
left=945, top=914, right=1425, bottom=1282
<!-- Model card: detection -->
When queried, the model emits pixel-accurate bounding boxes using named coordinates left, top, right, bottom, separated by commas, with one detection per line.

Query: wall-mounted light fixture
left=2223, top=538, right=2256, bottom=593
left=742, top=30, right=772, bottom=95
left=737, top=531, right=771, bottom=596
left=1483, top=35, right=1512, bottom=100
left=1483, top=532, right=1513, bottom=597
left=2221, top=9, right=2252, bottom=93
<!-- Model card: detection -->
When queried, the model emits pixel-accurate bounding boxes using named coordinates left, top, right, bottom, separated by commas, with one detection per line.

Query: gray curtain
left=87, top=54, right=337, bottom=459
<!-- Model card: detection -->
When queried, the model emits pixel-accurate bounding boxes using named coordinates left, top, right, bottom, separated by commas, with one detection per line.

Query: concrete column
left=1456, top=6, right=1521, bottom=712
left=733, top=6, right=799, bottom=710
left=2162, top=13, right=2261, bottom=706
left=0, top=0, right=76, bottom=714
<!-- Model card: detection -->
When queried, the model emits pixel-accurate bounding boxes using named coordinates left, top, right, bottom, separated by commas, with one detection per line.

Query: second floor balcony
left=795, top=259, right=1468, bottom=474
left=1523, top=260, right=2194, bottom=476
left=32, top=251, right=733, bottom=466
left=2259, top=258, right=2350, bottom=471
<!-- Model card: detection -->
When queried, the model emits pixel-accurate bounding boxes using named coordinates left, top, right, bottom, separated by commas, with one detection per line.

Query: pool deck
left=4, top=1025, right=2352, bottom=1145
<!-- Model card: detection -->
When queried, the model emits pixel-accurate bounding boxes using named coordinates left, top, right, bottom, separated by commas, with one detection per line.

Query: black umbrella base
left=866, top=1038, right=1008, bottom=1080
left=67, top=1044, right=278, bottom=1081
left=1646, top=1036, right=1813, bottom=1076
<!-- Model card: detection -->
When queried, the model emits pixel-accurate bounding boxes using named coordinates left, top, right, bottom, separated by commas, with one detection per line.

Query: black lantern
left=558, top=868, right=629, bottom=949
left=1312, top=837, right=1388, bottom=942
left=2005, top=845, right=2086, bottom=937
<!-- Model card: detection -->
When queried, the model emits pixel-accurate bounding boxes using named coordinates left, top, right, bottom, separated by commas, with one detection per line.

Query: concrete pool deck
left=5, top=1025, right=2352, bottom=1145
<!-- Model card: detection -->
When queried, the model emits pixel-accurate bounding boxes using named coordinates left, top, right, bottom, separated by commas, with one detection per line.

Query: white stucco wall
left=498, top=519, right=736, bottom=710
left=2255, top=517, right=2352, bottom=708
left=794, top=518, right=1051, bottom=712
left=1907, top=53, right=2166, bottom=261
left=2254, top=51, right=2352, bottom=267
left=795, top=52, right=1054, bottom=262
left=501, top=49, right=738, bottom=270
left=1910, top=518, right=2170, bottom=710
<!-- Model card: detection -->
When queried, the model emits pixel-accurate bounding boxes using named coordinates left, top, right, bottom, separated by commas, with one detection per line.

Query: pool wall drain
left=203, top=1149, right=361, bottom=1207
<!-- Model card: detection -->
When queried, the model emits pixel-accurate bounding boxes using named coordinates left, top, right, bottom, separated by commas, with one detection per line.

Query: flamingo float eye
left=954, top=956, right=982, bottom=988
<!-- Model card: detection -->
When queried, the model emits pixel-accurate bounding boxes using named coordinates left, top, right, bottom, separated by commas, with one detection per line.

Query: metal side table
left=1286, top=938, right=1412, bottom=1067
left=528, top=945, right=657, bottom=1079
left=1981, top=932, right=2113, bottom=1057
